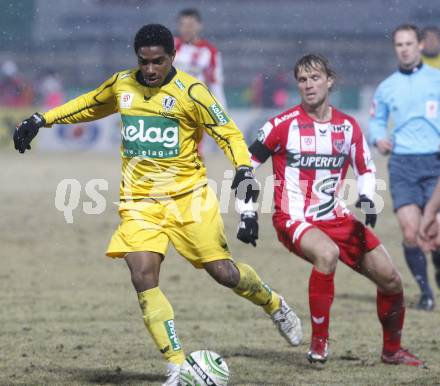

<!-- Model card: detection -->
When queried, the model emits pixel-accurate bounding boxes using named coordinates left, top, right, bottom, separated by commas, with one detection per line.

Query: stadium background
left=2, top=1, right=440, bottom=385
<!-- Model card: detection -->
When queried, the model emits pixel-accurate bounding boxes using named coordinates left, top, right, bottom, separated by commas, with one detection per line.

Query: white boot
left=271, top=296, right=303, bottom=346
left=162, top=362, right=181, bottom=386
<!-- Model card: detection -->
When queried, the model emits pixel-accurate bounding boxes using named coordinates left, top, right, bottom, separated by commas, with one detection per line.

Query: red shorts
left=273, top=213, right=381, bottom=271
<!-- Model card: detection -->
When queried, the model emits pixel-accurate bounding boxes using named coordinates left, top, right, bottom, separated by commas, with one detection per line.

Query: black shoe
left=416, top=294, right=435, bottom=311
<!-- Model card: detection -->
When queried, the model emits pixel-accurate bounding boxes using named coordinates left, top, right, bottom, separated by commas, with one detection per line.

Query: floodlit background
left=1, top=1, right=440, bottom=385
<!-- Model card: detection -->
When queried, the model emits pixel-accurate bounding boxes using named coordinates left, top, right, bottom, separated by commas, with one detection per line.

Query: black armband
left=249, top=140, right=272, bottom=163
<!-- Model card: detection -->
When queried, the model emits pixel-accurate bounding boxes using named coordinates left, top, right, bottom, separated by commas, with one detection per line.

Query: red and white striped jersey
left=174, top=37, right=227, bottom=107
left=250, top=104, right=376, bottom=221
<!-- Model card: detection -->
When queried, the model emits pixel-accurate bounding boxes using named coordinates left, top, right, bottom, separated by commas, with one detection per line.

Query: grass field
left=1, top=150, right=440, bottom=386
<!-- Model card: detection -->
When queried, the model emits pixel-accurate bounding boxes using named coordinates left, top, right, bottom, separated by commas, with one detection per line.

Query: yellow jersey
left=422, top=54, right=440, bottom=70
left=43, top=67, right=251, bottom=199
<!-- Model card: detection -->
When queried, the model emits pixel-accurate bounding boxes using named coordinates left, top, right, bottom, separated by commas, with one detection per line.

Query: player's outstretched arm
left=13, top=73, right=119, bottom=154
left=188, top=82, right=250, bottom=167
left=350, top=119, right=377, bottom=227
left=188, top=82, right=261, bottom=245
left=43, top=73, right=118, bottom=126
left=234, top=120, right=279, bottom=247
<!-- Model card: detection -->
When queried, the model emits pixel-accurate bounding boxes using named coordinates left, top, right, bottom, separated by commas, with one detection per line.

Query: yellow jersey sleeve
left=43, top=73, right=119, bottom=126
left=187, top=82, right=251, bottom=168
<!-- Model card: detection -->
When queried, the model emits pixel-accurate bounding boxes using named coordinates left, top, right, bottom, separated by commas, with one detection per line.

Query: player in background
left=421, top=26, right=440, bottom=70
left=0, top=60, right=34, bottom=107
left=245, top=53, right=424, bottom=367
left=368, top=24, right=440, bottom=311
left=174, top=8, right=227, bottom=156
left=13, top=24, right=303, bottom=386
left=174, top=9, right=227, bottom=108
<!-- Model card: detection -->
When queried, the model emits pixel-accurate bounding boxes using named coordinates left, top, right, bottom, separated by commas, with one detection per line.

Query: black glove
left=355, top=194, right=377, bottom=228
left=237, top=211, right=259, bottom=247
left=14, top=113, right=45, bottom=153
left=231, top=165, right=260, bottom=203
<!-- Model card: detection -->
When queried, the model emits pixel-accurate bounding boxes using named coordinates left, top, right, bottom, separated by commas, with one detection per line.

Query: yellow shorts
left=106, top=185, right=232, bottom=268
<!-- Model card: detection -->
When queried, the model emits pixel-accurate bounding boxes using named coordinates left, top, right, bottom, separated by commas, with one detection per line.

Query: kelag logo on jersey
left=121, top=115, right=179, bottom=158
left=209, top=103, right=229, bottom=126
left=287, top=152, right=347, bottom=169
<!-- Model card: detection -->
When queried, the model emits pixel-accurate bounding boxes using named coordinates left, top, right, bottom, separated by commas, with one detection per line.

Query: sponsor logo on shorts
left=121, top=115, right=179, bottom=158
left=287, top=153, right=347, bottom=169
left=165, top=320, right=181, bottom=351
left=209, top=103, right=229, bottom=126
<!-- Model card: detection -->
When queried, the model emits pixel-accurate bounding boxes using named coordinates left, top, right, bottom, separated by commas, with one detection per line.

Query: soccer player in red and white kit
left=246, top=54, right=424, bottom=366
left=174, top=8, right=227, bottom=108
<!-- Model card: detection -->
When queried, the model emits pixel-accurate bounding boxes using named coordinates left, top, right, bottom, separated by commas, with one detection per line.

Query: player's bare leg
left=125, top=252, right=185, bottom=385
left=397, top=205, right=434, bottom=310
left=360, top=245, right=426, bottom=367
left=204, top=259, right=303, bottom=346
left=299, top=228, right=340, bottom=363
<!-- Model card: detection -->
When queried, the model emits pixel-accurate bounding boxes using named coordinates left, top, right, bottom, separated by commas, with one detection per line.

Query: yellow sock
left=233, top=263, right=281, bottom=315
left=138, top=287, right=185, bottom=365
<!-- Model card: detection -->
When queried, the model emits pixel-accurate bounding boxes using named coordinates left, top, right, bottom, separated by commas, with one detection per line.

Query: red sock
left=377, top=290, right=404, bottom=354
left=308, top=267, right=335, bottom=339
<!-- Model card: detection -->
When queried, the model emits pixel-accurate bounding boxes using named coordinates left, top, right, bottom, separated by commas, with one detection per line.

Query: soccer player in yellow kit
left=14, top=24, right=302, bottom=385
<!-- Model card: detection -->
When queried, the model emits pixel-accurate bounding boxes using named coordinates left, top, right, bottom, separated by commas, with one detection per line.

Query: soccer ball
left=179, top=350, right=229, bottom=386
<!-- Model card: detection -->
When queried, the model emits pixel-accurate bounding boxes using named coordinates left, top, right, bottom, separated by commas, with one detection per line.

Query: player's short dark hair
left=178, top=8, right=202, bottom=22
left=392, top=24, right=421, bottom=42
left=134, top=24, right=175, bottom=55
left=421, top=25, right=440, bottom=39
left=294, top=54, right=336, bottom=80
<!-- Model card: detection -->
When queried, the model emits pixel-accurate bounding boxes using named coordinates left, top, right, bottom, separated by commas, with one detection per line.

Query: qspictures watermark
left=54, top=178, right=108, bottom=223
left=54, top=171, right=387, bottom=224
